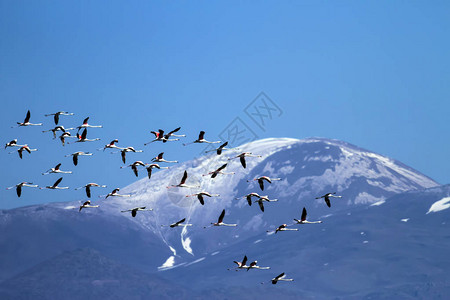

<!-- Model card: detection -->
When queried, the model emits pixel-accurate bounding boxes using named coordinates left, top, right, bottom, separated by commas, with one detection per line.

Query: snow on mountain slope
left=98, top=137, right=438, bottom=267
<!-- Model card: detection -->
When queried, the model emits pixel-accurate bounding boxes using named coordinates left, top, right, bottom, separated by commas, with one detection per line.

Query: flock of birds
left=6, top=110, right=344, bottom=285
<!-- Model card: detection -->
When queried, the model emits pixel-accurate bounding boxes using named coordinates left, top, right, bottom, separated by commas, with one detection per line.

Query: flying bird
left=204, top=141, right=234, bottom=155
left=4, top=139, right=23, bottom=149
left=120, top=161, right=147, bottom=177
left=228, top=152, right=262, bottom=169
left=270, top=273, right=294, bottom=284
left=44, top=111, right=74, bottom=125
left=99, top=139, right=123, bottom=151
left=167, top=171, right=200, bottom=189
left=161, top=218, right=193, bottom=228
left=294, top=207, right=323, bottom=224
left=253, top=195, right=278, bottom=212
left=183, top=131, right=221, bottom=146
left=40, top=177, right=69, bottom=190
left=315, top=192, right=342, bottom=208
left=236, top=192, right=261, bottom=206
left=146, top=163, right=169, bottom=179
left=151, top=152, right=178, bottom=164
left=206, top=209, right=237, bottom=227
left=76, top=117, right=103, bottom=132
left=15, top=110, right=42, bottom=127
left=9, top=145, right=37, bottom=159
left=79, top=200, right=99, bottom=212
left=72, top=129, right=100, bottom=143
left=105, top=188, right=131, bottom=199
left=186, top=192, right=220, bottom=205
left=162, top=127, right=185, bottom=142
left=42, top=163, right=72, bottom=175
left=118, top=147, right=143, bottom=164
left=75, top=183, right=107, bottom=198
left=6, top=182, right=38, bottom=197
left=248, top=176, right=281, bottom=191
left=203, top=163, right=235, bottom=178
left=121, top=207, right=153, bottom=217
left=65, top=151, right=93, bottom=166
left=42, top=125, right=74, bottom=138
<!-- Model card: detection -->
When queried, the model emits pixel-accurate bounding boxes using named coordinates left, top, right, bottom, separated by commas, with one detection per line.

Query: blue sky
left=1, top=1, right=449, bottom=209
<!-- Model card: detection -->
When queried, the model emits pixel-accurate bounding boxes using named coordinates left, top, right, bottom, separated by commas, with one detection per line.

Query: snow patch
left=158, top=256, right=175, bottom=270
left=427, top=197, right=450, bottom=214
left=371, top=200, right=386, bottom=206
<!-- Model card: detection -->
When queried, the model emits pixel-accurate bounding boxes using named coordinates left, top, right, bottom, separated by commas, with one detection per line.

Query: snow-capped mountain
left=0, top=137, right=444, bottom=299
left=104, top=137, right=438, bottom=265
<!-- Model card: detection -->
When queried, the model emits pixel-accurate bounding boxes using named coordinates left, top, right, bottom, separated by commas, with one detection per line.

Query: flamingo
left=206, top=209, right=237, bottom=227
left=65, top=151, right=93, bottom=166
left=42, top=125, right=75, bottom=138
left=270, top=273, right=294, bottom=284
left=4, top=139, right=23, bottom=149
left=42, top=163, right=72, bottom=175
left=248, top=176, right=281, bottom=191
left=15, top=110, right=42, bottom=127
left=269, top=224, right=298, bottom=234
left=121, top=207, right=153, bottom=217
left=204, top=141, right=236, bottom=155
left=120, top=161, right=147, bottom=177
left=118, top=147, right=143, bottom=164
left=294, top=207, right=323, bottom=224
left=228, top=152, right=262, bottom=169
left=105, top=188, right=131, bottom=199
left=40, top=177, right=69, bottom=190
left=76, top=117, right=103, bottom=132
left=99, top=139, right=122, bottom=151
left=9, top=145, right=37, bottom=159
left=72, top=129, right=100, bottom=143
left=253, top=195, right=278, bottom=212
left=229, top=255, right=248, bottom=271
left=183, top=131, right=221, bottom=146
left=163, top=127, right=185, bottom=142
left=203, top=163, right=235, bottom=178
left=6, top=182, right=38, bottom=197
left=315, top=192, right=342, bottom=208
left=79, top=200, right=99, bottom=212
left=58, top=132, right=77, bottom=146
left=186, top=192, right=220, bottom=205
left=146, top=163, right=169, bottom=179
left=236, top=192, right=261, bottom=206
left=45, top=111, right=74, bottom=125
left=151, top=152, right=178, bottom=164
left=161, top=218, right=193, bottom=228
left=246, top=261, right=271, bottom=271
left=75, top=183, right=107, bottom=198
left=167, top=171, right=200, bottom=189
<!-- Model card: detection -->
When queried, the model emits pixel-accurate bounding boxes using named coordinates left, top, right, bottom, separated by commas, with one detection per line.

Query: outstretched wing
left=240, top=156, right=246, bottom=168
left=246, top=195, right=252, bottom=206
left=180, top=170, right=188, bottom=184
left=258, top=200, right=265, bottom=212
left=216, top=163, right=227, bottom=172
left=54, top=114, right=59, bottom=125
left=147, top=167, right=153, bottom=179
left=199, top=131, right=205, bottom=140
left=24, top=110, right=31, bottom=123
left=86, top=186, right=91, bottom=198
left=16, top=186, right=22, bottom=197
left=258, top=179, right=264, bottom=191
left=168, top=127, right=181, bottom=135
left=121, top=151, right=126, bottom=164
left=83, top=117, right=89, bottom=125
left=176, top=218, right=186, bottom=226
left=198, top=194, right=205, bottom=205
left=301, top=207, right=307, bottom=221
left=218, top=209, right=225, bottom=223
left=325, top=196, right=331, bottom=208
left=55, top=163, right=61, bottom=170
left=131, top=209, right=137, bottom=217
left=81, top=129, right=87, bottom=140
left=217, top=141, right=228, bottom=155
left=73, top=154, right=78, bottom=166
left=242, top=255, right=248, bottom=266
left=132, top=165, right=138, bottom=177
left=53, top=177, right=63, bottom=187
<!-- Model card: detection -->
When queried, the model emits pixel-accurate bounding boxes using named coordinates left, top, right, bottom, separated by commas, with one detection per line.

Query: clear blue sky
left=1, top=1, right=449, bottom=209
